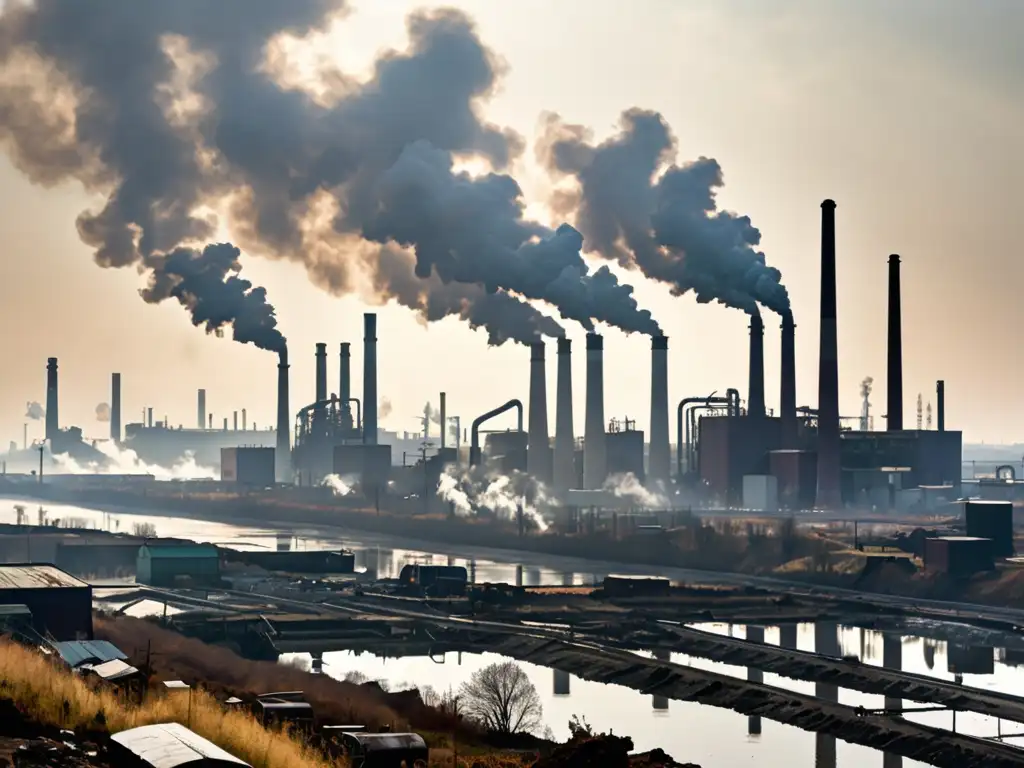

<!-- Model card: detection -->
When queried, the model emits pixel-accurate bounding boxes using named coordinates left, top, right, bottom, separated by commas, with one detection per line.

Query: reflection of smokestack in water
left=747, top=625, right=764, bottom=735
left=363, top=313, right=377, bottom=445
left=780, top=315, right=797, bottom=446
left=315, top=342, right=327, bottom=404
left=197, top=389, right=206, bottom=430
left=276, top=348, right=291, bottom=482
left=748, top=315, right=765, bottom=417
left=652, top=649, right=669, bottom=711
left=814, top=622, right=838, bottom=768
left=45, top=358, right=58, bottom=443
left=649, top=335, right=670, bottom=485
left=527, top=341, right=551, bottom=483
left=887, top=254, right=903, bottom=431
left=584, top=333, right=606, bottom=489
left=110, top=373, right=121, bottom=442
left=439, top=392, right=447, bottom=449
left=816, top=200, right=841, bottom=509
left=554, top=338, right=575, bottom=494
left=883, top=632, right=903, bottom=768
left=340, top=343, right=353, bottom=431
left=936, top=380, right=945, bottom=432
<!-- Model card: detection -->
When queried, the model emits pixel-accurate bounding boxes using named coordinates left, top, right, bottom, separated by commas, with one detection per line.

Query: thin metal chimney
left=439, top=392, right=447, bottom=449
left=197, top=389, right=206, bottom=430
left=936, top=380, right=945, bottom=432
left=816, top=199, right=842, bottom=508
left=583, top=333, right=607, bottom=489
left=45, top=357, right=58, bottom=443
left=748, top=314, right=766, bottom=417
left=363, top=313, right=377, bottom=445
left=242, top=408, right=247, bottom=431
left=340, top=343, right=353, bottom=431
left=147, top=408, right=153, bottom=429
left=276, top=348, right=291, bottom=482
left=527, top=341, right=552, bottom=483
left=648, top=335, right=670, bottom=486
left=233, top=411, right=238, bottom=431
left=553, top=338, right=575, bottom=494
left=887, top=254, right=903, bottom=431
left=315, top=342, right=328, bottom=404
left=780, top=314, right=797, bottom=447
left=110, top=373, right=121, bottom=442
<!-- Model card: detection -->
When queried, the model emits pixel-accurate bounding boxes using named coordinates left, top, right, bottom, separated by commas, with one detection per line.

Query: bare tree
left=459, top=661, right=543, bottom=735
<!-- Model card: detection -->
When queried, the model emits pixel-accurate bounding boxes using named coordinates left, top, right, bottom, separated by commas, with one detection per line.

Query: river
left=3, top=496, right=1023, bottom=767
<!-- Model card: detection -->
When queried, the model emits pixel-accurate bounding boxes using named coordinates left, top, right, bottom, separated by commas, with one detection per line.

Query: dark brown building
left=0, top=564, right=92, bottom=640
left=923, top=536, right=994, bottom=577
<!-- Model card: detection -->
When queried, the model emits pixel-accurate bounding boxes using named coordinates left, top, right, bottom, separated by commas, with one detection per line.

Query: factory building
left=963, top=500, right=1014, bottom=557
left=923, top=536, right=994, bottom=577
left=605, top=419, right=644, bottom=481
left=0, top=564, right=93, bottom=640
left=136, top=543, right=221, bottom=588
left=220, top=447, right=276, bottom=487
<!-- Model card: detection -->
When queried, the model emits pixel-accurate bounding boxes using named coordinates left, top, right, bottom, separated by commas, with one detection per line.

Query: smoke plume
left=0, top=3, right=658, bottom=342
left=538, top=109, right=789, bottom=316
left=25, top=402, right=45, bottom=421
left=437, top=464, right=551, bottom=532
left=378, top=397, right=393, bottom=420
left=95, top=403, right=111, bottom=422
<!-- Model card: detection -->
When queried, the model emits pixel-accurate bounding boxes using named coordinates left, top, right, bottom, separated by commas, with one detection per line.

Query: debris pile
left=532, top=734, right=698, bottom=768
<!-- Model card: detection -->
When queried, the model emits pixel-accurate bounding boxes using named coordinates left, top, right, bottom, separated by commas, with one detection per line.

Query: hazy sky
left=0, top=0, right=1020, bottom=448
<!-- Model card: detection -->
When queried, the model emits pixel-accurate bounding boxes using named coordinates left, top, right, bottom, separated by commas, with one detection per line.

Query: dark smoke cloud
left=95, top=403, right=111, bottom=422
left=25, top=402, right=44, bottom=420
left=141, top=243, right=286, bottom=352
left=538, top=109, right=789, bottom=317
left=0, top=2, right=658, bottom=341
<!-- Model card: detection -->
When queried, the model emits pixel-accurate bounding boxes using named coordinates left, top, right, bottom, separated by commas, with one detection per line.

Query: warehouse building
left=0, top=564, right=92, bottom=640
left=963, top=499, right=1014, bottom=557
left=220, top=447, right=276, bottom=487
left=136, top=543, right=221, bottom=588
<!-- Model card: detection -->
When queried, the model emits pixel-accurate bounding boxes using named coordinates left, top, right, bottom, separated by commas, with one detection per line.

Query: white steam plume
left=321, top=473, right=357, bottom=496
left=603, top=472, right=669, bottom=509
left=437, top=464, right=554, bottom=532
left=51, top=441, right=216, bottom=481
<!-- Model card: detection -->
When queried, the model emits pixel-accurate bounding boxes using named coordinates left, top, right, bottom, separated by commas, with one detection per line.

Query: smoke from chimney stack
left=527, top=341, right=552, bottom=483
left=887, top=254, right=904, bottom=431
left=553, top=338, right=575, bottom=494
left=816, top=200, right=841, bottom=508
left=748, top=314, right=765, bottom=417
left=340, top=343, right=353, bottom=431
left=648, top=336, right=670, bottom=485
left=276, top=348, right=291, bottom=482
left=780, top=315, right=797, bottom=446
left=583, top=333, right=607, bottom=489
left=45, top=358, right=58, bottom=443
left=363, top=313, right=378, bottom=445
left=110, top=373, right=121, bottom=442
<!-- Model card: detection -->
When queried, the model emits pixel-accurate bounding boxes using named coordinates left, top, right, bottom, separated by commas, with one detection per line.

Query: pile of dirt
left=0, top=700, right=111, bottom=768
left=531, top=735, right=698, bottom=768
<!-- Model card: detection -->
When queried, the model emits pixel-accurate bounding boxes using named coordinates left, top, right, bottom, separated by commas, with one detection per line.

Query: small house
left=136, top=543, right=221, bottom=587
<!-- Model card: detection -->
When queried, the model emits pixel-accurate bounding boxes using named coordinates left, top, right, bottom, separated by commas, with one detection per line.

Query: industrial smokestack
left=553, top=338, right=575, bottom=494
left=527, top=341, right=552, bottom=484
left=197, top=389, right=206, bottom=430
left=748, top=314, right=765, bottom=417
left=780, top=315, right=797, bottom=447
left=816, top=199, right=842, bottom=508
left=233, top=411, right=238, bottom=431
left=363, top=313, right=377, bottom=445
left=45, top=357, right=58, bottom=443
left=648, top=335, right=670, bottom=485
left=439, top=392, right=447, bottom=449
left=276, top=348, right=291, bottom=482
left=936, top=380, right=945, bottom=432
left=242, top=408, right=247, bottom=431
left=887, top=254, right=903, bottom=431
left=339, top=343, right=353, bottom=431
left=110, top=373, right=121, bottom=442
left=315, top=342, right=328, bottom=404
left=147, top=407, right=153, bottom=429
left=583, top=333, right=607, bottom=489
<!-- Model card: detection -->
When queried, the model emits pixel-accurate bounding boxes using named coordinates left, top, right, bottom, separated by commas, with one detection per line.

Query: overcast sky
left=0, top=0, right=1020, bottom=447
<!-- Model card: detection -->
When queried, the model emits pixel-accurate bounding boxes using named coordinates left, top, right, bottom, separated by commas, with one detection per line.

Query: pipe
left=363, top=313, right=377, bottom=445
left=527, top=341, right=551, bottom=483
left=816, top=199, right=842, bottom=508
left=649, top=335, right=670, bottom=485
left=197, top=389, right=206, bottom=431
left=583, top=333, right=606, bottom=489
left=748, top=315, right=766, bottom=418
left=276, top=347, right=291, bottom=483
left=936, top=380, right=945, bottom=432
left=676, top=394, right=730, bottom=479
left=439, top=392, right=447, bottom=449
left=887, top=254, right=903, bottom=431
left=553, top=337, right=575, bottom=494
left=340, top=343, right=353, bottom=431
left=110, top=373, right=121, bottom=442
left=780, top=314, right=797, bottom=447
left=469, top=399, right=524, bottom=467
left=45, top=357, right=58, bottom=443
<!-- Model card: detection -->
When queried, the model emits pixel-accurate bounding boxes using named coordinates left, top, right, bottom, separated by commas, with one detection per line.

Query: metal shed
left=137, top=543, right=221, bottom=587
left=110, top=722, right=251, bottom=767
left=0, top=564, right=92, bottom=640
left=340, top=732, right=428, bottom=768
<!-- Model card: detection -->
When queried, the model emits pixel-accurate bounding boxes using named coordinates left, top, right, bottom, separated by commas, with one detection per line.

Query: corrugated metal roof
left=83, top=659, right=140, bottom=681
left=0, top=564, right=87, bottom=589
left=140, top=545, right=219, bottom=559
left=54, top=640, right=127, bottom=668
left=111, top=722, right=250, bottom=767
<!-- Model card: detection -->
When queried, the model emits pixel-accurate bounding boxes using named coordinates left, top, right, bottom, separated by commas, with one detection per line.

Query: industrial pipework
left=887, top=254, right=903, bottom=431
left=675, top=389, right=739, bottom=479
left=816, top=199, right=841, bottom=508
left=469, top=399, right=524, bottom=467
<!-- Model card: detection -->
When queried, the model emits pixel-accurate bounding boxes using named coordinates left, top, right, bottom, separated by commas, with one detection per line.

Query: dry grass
left=0, top=639, right=334, bottom=768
